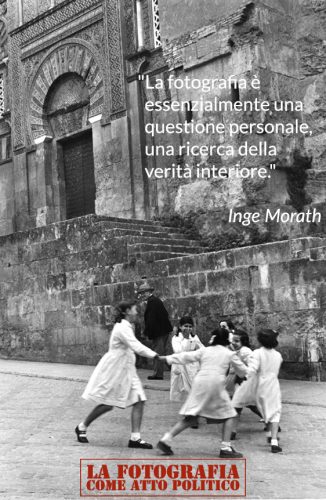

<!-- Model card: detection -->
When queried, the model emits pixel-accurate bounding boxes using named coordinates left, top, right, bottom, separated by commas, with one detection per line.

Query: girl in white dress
left=226, top=329, right=263, bottom=440
left=226, top=329, right=253, bottom=397
left=170, top=316, right=203, bottom=402
left=157, top=327, right=248, bottom=458
left=232, top=329, right=283, bottom=453
left=75, top=301, right=158, bottom=449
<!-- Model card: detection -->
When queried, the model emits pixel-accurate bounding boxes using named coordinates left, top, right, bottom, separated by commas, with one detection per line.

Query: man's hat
left=137, top=280, right=154, bottom=293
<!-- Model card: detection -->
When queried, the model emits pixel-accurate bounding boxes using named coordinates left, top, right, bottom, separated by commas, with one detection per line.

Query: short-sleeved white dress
left=232, top=347, right=282, bottom=423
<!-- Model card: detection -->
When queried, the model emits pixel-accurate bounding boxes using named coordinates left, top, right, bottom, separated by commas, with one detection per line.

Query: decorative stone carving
left=10, top=0, right=103, bottom=149
left=9, top=32, right=24, bottom=148
left=74, top=21, right=104, bottom=53
left=0, top=1, right=7, bottom=16
left=17, top=0, right=101, bottom=45
left=28, top=39, right=104, bottom=141
left=103, top=0, right=126, bottom=118
left=10, top=0, right=127, bottom=146
left=21, top=6, right=103, bottom=60
left=0, top=17, right=7, bottom=60
left=123, top=0, right=137, bottom=56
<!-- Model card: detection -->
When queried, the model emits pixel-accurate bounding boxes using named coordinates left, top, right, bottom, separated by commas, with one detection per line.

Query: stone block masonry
left=0, top=215, right=205, bottom=364
left=0, top=215, right=325, bottom=380
left=114, top=236, right=326, bottom=380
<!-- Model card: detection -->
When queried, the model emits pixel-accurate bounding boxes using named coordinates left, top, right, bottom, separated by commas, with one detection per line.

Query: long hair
left=209, top=326, right=230, bottom=347
left=257, top=329, right=279, bottom=349
left=234, top=329, right=251, bottom=348
left=114, top=301, right=137, bottom=323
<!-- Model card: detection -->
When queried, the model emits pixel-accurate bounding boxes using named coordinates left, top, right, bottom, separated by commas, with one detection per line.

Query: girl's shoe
left=271, top=444, right=282, bottom=453
left=219, top=447, right=243, bottom=458
left=75, top=425, right=88, bottom=443
left=128, top=439, right=153, bottom=449
left=157, top=440, right=174, bottom=455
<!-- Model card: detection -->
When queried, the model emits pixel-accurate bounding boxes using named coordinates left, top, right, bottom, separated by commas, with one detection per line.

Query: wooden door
left=62, top=132, right=96, bottom=219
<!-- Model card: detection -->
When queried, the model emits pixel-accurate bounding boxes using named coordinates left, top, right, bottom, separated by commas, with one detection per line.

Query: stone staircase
left=94, top=216, right=206, bottom=263
left=2, top=214, right=326, bottom=380
left=0, top=213, right=209, bottom=364
left=5, top=214, right=206, bottom=268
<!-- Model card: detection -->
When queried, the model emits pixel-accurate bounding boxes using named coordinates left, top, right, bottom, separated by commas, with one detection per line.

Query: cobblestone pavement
left=0, top=360, right=325, bottom=499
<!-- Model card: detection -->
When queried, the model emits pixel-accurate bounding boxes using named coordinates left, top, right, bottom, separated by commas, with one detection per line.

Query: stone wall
left=1, top=214, right=325, bottom=380
left=0, top=0, right=142, bottom=237
left=0, top=157, right=14, bottom=235
left=2, top=0, right=326, bottom=242
left=0, top=216, right=130, bottom=364
left=137, top=0, right=326, bottom=247
left=297, top=0, right=326, bottom=204
left=159, top=0, right=254, bottom=41
left=114, top=235, right=326, bottom=380
left=0, top=214, right=204, bottom=363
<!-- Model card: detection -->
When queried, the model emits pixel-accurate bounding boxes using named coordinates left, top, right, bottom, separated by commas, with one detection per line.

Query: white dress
left=170, top=333, right=203, bottom=402
left=166, top=345, right=247, bottom=420
left=82, top=319, right=157, bottom=408
left=225, top=346, right=253, bottom=396
left=232, top=347, right=282, bottom=423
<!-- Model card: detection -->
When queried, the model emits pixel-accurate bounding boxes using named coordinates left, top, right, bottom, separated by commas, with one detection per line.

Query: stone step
left=91, top=258, right=326, bottom=303
left=14, top=215, right=181, bottom=246
left=57, top=230, right=203, bottom=254
left=58, top=255, right=326, bottom=311
left=97, top=227, right=197, bottom=241
left=93, top=215, right=167, bottom=227
left=17, top=230, right=204, bottom=264
left=97, top=221, right=177, bottom=233
left=44, top=238, right=326, bottom=283
left=114, top=234, right=204, bottom=248
left=109, top=237, right=326, bottom=283
left=127, top=242, right=204, bottom=256
left=131, top=251, right=189, bottom=263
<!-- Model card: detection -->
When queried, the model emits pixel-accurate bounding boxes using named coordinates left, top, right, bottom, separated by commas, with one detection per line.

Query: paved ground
left=0, top=359, right=325, bottom=500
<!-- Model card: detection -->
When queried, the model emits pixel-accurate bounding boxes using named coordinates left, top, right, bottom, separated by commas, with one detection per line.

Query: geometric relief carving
left=10, top=0, right=102, bottom=149
left=29, top=40, right=104, bottom=140
left=0, top=18, right=7, bottom=60
left=0, top=75, right=4, bottom=118
left=104, top=0, right=126, bottom=117
left=19, top=0, right=101, bottom=46
left=152, top=0, right=162, bottom=48
left=123, top=0, right=136, bottom=56
left=0, top=17, right=7, bottom=120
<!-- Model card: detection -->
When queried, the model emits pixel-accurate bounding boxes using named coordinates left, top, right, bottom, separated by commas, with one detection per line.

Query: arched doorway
left=44, top=73, right=96, bottom=219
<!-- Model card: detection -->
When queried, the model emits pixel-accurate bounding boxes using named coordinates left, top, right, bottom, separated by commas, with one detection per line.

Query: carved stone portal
left=28, top=40, right=104, bottom=141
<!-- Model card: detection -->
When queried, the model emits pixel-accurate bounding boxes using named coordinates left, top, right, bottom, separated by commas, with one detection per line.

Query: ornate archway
left=44, top=72, right=90, bottom=138
left=28, top=40, right=104, bottom=141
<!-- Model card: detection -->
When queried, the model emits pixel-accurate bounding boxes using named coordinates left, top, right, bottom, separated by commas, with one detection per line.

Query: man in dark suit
left=138, top=281, right=172, bottom=380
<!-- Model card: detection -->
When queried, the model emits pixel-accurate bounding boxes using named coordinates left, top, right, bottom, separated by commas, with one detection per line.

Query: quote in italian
left=140, top=74, right=311, bottom=181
